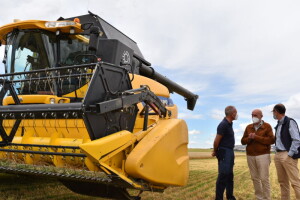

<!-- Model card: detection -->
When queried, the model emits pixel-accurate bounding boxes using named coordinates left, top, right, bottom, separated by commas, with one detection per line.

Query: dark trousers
left=215, top=147, right=235, bottom=200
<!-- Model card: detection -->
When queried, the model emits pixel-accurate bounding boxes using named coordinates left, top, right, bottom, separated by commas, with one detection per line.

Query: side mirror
left=89, top=26, right=100, bottom=52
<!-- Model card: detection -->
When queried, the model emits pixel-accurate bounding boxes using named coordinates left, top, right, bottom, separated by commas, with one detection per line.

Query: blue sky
left=1, top=0, right=300, bottom=148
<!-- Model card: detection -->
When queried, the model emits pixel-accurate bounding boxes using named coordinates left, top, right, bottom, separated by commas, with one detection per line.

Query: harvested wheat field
left=0, top=150, right=297, bottom=200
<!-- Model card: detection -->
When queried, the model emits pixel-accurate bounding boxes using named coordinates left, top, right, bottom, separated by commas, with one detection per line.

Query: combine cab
left=0, top=12, right=198, bottom=199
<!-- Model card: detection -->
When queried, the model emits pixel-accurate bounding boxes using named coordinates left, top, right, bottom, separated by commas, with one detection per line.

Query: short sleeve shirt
left=217, top=118, right=235, bottom=149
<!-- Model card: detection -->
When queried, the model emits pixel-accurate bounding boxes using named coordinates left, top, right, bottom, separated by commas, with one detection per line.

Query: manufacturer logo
left=122, top=51, right=131, bottom=65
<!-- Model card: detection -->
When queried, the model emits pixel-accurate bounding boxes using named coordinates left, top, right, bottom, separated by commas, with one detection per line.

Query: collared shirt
left=254, top=120, right=263, bottom=131
left=217, top=118, right=235, bottom=149
left=275, top=116, right=300, bottom=157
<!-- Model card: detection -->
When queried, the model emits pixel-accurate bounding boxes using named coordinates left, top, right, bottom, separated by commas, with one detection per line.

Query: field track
left=0, top=150, right=296, bottom=199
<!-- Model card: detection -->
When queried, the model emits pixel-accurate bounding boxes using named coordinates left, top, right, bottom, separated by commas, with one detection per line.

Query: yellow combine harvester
left=0, top=12, right=198, bottom=199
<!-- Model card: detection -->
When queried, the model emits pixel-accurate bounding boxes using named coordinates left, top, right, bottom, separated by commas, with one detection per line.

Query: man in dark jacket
left=212, top=105, right=238, bottom=200
left=273, top=103, right=300, bottom=200
left=241, top=109, right=274, bottom=200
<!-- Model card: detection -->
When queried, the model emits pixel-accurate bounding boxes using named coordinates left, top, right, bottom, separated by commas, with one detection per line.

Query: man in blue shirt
left=212, top=105, right=238, bottom=200
left=273, top=103, right=300, bottom=200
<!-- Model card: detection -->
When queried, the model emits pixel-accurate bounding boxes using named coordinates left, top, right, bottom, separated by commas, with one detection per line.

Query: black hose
left=139, top=64, right=198, bottom=111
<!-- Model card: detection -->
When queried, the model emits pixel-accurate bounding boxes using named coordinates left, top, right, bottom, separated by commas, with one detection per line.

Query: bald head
left=252, top=109, right=263, bottom=124
left=252, top=109, right=262, bottom=117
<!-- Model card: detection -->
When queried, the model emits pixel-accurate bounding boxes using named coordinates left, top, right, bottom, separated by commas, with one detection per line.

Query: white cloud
left=283, top=94, right=300, bottom=120
left=205, top=140, right=213, bottom=146
left=189, top=129, right=201, bottom=135
left=234, top=122, right=248, bottom=135
left=237, top=111, right=251, bottom=120
left=111, top=1, right=300, bottom=105
left=211, top=109, right=224, bottom=120
left=210, top=108, right=249, bottom=121
left=189, top=141, right=199, bottom=145
left=178, top=112, right=203, bottom=120
left=233, top=122, right=249, bottom=145
left=175, top=81, right=207, bottom=94
left=1, top=0, right=300, bottom=104
left=260, top=93, right=300, bottom=121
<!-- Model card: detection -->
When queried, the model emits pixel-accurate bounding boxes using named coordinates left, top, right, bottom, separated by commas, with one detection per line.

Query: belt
left=276, top=149, right=287, bottom=152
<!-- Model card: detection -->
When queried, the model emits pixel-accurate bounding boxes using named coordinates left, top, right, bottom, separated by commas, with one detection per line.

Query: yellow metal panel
left=79, top=130, right=150, bottom=189
left=0, top=20, right=83, bottom=44
left=99, top=161, right=144, bottom=189
left=2, top=119, right=89, bottom=139
left=125, top=118, right=189, bottom=186
left=79, top=130, right=134, bottom=161
left=130, top=74, right=170, bottom=98
left=3, top=95, right=70, bottom=105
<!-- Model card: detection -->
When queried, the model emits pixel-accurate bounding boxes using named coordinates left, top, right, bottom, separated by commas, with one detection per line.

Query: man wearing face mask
left=241, top=109, right=274, bottom=200
left=212, top=105, right=238, bottom=200
left=272, top=103, right=300, bottom=200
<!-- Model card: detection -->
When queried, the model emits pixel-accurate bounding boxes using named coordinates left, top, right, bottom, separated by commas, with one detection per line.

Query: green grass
left=0, top=151, right=293, bottom=199
left=188, top=148, right=212, bottom=152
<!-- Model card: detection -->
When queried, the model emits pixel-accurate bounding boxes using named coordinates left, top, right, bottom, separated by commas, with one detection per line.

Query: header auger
left=0, top=11, right=198, bottom=199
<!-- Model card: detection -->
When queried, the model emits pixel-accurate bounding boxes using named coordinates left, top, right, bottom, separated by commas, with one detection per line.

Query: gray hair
left=225, top=106, right=236, bottom=116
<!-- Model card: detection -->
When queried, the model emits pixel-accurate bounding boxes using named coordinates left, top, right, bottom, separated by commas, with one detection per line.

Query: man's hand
left=249, top=132, right=255, bottom=139
left=212, top=151, right=217, bottom=157
left=213, top=134, right=223, bottom=157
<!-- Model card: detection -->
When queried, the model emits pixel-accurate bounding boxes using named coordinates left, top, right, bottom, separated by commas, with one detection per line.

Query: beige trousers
left=247, top=154, right=271, bottom=200
left=274, top=151, right=300, bottom=200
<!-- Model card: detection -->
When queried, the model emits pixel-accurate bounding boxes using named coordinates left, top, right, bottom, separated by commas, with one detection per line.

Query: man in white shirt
left=273, top=103, right=300, bottom=200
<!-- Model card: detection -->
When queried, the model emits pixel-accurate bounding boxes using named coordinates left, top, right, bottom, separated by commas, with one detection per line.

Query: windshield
left=5, top=30, right=56, bottom=95
left=5, top=30, right=91, bottom=96
left=6, top=30, right=55, bottom=73
left=58, top=35, right=91, bottom=94
left=59, top=35, right=91, bottom=66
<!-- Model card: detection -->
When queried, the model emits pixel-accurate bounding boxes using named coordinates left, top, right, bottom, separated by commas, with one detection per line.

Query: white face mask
left=252, top=117, right=260, bottom=124
left=273, top=114, right=277, bottom=120
left=234, top=114, right=238, bottom=120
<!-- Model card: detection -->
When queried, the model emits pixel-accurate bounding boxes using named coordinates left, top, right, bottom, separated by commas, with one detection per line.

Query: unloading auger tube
left=0, top=12, right=198, bottom=200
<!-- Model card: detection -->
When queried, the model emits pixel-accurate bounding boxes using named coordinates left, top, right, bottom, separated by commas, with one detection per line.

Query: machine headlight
left=50, top=98, right=55, bottom=104
left=58, top=99, right=64, bottom=104
left=45, top=21, right=76, bottom=28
